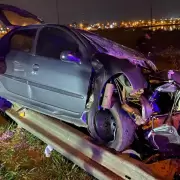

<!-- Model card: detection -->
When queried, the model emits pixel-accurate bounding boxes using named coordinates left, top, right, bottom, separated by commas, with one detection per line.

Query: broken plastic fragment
left=19, top=111, right=25, bottom=117
left=44, top=145, right=54, bottom=157
left=0, top=130, right=14, bottom=141
left=122, top=149, right=141, bottom=160
left=168, top=70, right=174, bottom=79
left=17, top=107, right=26, bottom=117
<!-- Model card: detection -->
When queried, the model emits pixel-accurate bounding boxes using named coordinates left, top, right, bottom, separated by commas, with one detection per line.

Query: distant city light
left=0, top=17, right=179, bottom=37
left=68, top=17, right=180, bottom=31
left=79, top=23, right=83, bottom=29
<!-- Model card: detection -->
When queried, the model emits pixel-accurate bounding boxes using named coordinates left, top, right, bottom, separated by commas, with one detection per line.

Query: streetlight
left=150, top=0, right=153, bottom=28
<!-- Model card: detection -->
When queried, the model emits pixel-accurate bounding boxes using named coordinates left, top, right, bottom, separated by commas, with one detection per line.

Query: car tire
left=87, top=97, right=136, bottom=152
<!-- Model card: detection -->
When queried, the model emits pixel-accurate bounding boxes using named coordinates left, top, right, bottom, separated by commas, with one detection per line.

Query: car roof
left=14, top=24, right=69, bottom=31
left=0, top=24, right=70, bottom=42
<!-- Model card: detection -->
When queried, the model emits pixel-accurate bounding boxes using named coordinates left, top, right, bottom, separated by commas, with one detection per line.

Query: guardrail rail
left=5, top=103, right=163, bottom=180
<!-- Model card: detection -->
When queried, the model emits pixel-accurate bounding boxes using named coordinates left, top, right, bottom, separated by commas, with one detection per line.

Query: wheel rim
left=94, top=110, right=116, bottom=142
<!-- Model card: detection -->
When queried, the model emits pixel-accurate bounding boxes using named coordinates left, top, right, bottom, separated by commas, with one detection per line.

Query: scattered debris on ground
left=0, top=122, right=94, bottom=180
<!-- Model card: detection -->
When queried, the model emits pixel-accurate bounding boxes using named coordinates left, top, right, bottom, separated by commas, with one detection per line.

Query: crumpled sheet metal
left=83, top=33, right=157, bottom=70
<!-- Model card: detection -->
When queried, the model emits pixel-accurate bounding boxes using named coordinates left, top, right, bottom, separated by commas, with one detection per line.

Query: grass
left=0, top=122, right=95, bottom=180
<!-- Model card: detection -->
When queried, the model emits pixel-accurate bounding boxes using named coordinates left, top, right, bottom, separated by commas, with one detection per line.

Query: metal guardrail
left=5, top=103, right=161, bottom=180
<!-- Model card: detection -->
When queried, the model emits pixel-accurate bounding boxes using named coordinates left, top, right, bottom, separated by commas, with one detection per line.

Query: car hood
left=80, top=30, right=157, bottom=71
left=0, top=4, right=44, bottom=28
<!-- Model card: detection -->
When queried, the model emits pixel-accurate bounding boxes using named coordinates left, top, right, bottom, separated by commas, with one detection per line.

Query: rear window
left=2, top=10, right=41, bottom=26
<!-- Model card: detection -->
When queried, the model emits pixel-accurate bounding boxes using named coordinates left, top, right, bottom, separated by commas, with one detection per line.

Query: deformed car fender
left=87, top=53, right=145, bottom=148
left=92, top=53, right=148, bottom=95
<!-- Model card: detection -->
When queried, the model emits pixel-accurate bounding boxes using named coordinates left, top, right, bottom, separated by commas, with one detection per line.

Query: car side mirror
left=60, top=51, right=81, bottom=64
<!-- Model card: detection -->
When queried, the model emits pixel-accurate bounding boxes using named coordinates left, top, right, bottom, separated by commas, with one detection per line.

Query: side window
left=36, top=27, right=79, bottom=59
left=10, top=29, right=37, bottom=53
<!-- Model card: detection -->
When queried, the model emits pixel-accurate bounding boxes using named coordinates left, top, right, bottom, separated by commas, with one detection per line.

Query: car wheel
left=87, top=98, right=136, bottom=152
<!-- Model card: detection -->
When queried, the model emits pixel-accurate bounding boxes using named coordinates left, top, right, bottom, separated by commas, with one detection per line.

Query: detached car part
left=148, top=124, right=180, bottom=150
left=101, top=83, right=115, bottom=109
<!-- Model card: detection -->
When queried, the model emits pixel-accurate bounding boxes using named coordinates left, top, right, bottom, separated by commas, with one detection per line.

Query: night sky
left=1, top=0, right=180, bottom=24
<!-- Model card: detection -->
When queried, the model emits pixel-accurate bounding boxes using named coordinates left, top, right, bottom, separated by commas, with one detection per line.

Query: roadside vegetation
left=0, top=120, right=94, bottom=180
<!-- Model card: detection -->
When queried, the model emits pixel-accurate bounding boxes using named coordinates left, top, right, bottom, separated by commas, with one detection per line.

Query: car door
left=25, top=26, right=92, bottom=118
left=0, top=28, right=38, bottom=98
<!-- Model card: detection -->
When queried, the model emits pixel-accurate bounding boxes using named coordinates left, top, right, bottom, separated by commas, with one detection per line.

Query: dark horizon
left=0, top=0, right=180, bottom=24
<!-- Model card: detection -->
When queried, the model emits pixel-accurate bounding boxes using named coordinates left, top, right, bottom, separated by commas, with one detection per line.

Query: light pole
left=56, top=0, right=60, bottom=24
left=150, top=0, right=153, bottom=29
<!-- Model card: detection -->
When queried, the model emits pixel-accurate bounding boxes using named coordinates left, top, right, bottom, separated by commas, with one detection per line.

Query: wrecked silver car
left=0, top=4, right=180, bottom=153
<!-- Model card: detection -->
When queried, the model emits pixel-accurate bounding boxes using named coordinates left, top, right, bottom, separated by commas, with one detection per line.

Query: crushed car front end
left=78, top=29, right=180, bottom=152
